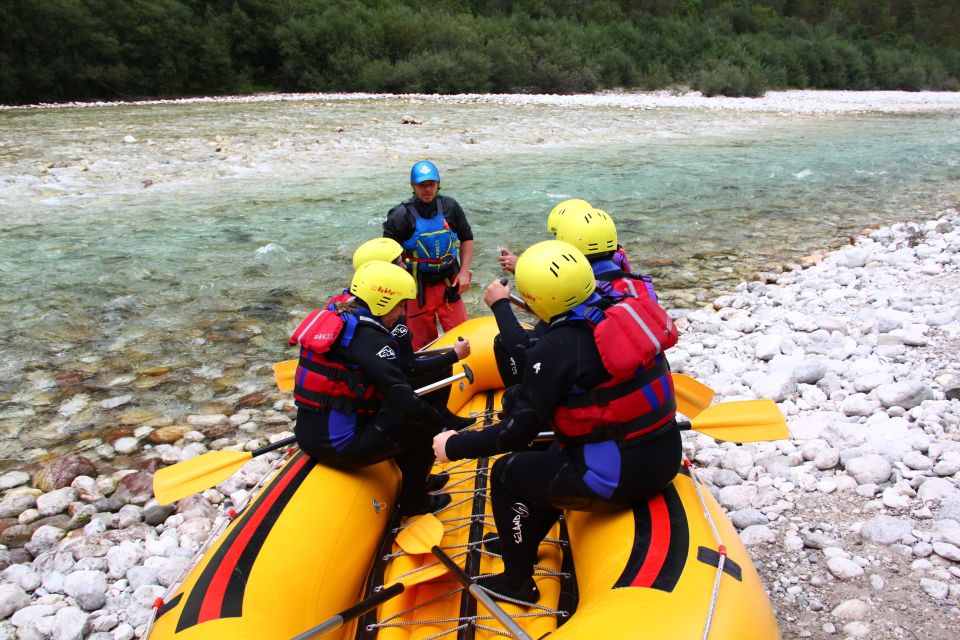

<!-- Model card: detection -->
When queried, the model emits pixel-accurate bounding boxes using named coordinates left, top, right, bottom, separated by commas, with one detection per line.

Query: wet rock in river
left=200, top=423, right=236, bottom=440
left=186, top=414, right=227, bottom=428
left=236, top=392, right=268, bottom=407
left=147, top=426, right=190, bottom=445
left=33, top=454, right=98, bottom=492
left=111, top=437, right=140, bottom=455
left=117, top=408, right=164, bottom=426
left=111, top=472, right=153, bottom=505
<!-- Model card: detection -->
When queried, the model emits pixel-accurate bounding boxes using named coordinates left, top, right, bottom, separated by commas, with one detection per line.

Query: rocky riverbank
left=673, top=211, right=960, bottom=639
left=1, top=210, right=959, bottom=639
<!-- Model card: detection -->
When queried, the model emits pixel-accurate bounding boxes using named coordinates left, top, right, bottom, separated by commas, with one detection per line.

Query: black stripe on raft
left=220, top=454, right=316, bottom=617
left=613, top=484, right=689, bottom=592
left=154, top=593, right=183, bottom=620
left=176, top=452, right=316, bottom=632
left=696, top=546, right=743, bottom=582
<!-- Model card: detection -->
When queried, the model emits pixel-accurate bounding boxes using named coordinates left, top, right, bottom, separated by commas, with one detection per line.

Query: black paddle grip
left=251, top=434, right=298, bottom=457
left=339, top=582, right=404, bottom=620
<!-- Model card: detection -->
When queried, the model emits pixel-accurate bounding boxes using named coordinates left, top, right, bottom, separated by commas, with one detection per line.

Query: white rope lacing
left=685, top=459, right=726, bottom=640
left=369, top=469, right=569, bottom=639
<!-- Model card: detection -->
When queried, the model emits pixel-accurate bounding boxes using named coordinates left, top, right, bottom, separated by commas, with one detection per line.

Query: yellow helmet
left=555, top=207, right=618, bottom=256
left=352, top=238, right=403, bottom=270
left=349, top=261, right=416, bottom=315
left=546, top=198, right=592, bottom=235
left=515, top=240, right=596, bottom=322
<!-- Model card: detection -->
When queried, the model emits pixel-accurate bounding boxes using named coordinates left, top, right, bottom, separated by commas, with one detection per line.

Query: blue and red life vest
left=288, top=309, right=381, bottom=414
left=592, top=258, right=658, bottom=303
left=552, top=295, right=678, bottom=444
left=612, top=245, right=632, bottom=272
left=401, top=197, right=459, bottom=275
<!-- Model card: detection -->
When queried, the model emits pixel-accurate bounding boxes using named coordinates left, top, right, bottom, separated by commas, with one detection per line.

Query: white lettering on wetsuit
left=376, top=346, right=397, bottom=359
left=511, top=502, right=529, bottom=543
left=532, top=362, right=541, bottom=374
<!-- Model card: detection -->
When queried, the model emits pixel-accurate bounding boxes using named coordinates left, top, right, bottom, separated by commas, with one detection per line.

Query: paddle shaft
left=259, top=372, right=471, bottom=457
left=530, top=417, right=770, bottom=444
left=292, top=582, right=403, bottom=639
left=156, top=368, right=476, bottom=505
left=415, top=364, right=474, bottom=395
left=498, top=277, right=532, bottom=312
left=430, top=546, right=533, bottom=640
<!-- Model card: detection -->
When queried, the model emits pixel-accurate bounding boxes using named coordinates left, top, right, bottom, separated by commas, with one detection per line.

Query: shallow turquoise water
left=0, top=97, right=958, bottom=462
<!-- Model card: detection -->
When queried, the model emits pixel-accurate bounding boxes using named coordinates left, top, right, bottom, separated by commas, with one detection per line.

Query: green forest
left=2, top=0, right=959, bottom=105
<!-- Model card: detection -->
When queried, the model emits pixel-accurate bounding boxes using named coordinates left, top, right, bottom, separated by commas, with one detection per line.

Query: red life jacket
left=326, top=291, right=353, bottom=309
left=552, top=296, right=679, bottom=444
left=288, top=309, right=381, bottom=414
left=607, top=273, right=657, bottom=302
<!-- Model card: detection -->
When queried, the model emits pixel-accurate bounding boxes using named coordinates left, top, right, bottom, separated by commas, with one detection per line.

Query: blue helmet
left=410, top=160, right=440, bottom=184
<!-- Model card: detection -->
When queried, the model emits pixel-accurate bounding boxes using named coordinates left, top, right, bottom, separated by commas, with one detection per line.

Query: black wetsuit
left=294, top=312, right=449, bottom=513
left=445, top=315, right=681, bottom=583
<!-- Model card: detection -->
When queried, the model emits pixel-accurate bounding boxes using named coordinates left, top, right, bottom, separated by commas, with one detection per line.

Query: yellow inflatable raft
left=146, top=317, right=780, bottom=639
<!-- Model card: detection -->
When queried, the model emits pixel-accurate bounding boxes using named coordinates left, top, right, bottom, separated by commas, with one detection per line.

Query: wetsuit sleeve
left=392, top=322, right=416, bottom=373
left=349, top=327, right=448, bottom=432
left=445, top=328, right=584, bottom=460
left=383, top=204, right=414, bottom=243
left=444, top=198, right=473, bottom=242
left=408, top=350, right=459, bottom=376
left=490, top=298, right=537, bottom=360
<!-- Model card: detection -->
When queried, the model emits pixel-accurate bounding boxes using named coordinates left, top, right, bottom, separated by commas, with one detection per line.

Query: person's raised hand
left=483, top=278, right=510, bottom=308
left=498, top=247, right=517, bottom=273
left=433, top=430, right=456, bottom=463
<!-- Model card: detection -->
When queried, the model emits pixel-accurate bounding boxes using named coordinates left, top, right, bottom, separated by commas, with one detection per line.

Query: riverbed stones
left=0, top=472, right=30, bottom=492
left=63, top=570, right=107, bottom=611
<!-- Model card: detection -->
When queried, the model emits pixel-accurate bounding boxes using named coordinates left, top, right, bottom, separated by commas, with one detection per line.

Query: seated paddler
left=290, top=260, right=452, bottom=516
left=352, top=237, right=473, bottom=429
left=432, top=240, right=682, bottom=604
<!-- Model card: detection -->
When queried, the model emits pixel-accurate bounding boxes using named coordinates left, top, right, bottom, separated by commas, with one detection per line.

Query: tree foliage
left=2, top=0, right=958, bottom=104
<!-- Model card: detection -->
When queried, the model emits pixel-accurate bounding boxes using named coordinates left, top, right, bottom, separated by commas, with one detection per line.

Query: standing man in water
left=384, top=160, right=474, bottom=349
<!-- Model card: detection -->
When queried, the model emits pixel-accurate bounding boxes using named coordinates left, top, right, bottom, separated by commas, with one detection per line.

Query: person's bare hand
left=453, top=338, right=471, bottom=360
left=483, top=278, right=510, bottom=308
left=433, top=431, right=456, bottom=463
left=498, top=247, right=517, bottom=273
left=454, top=269, right=473, bottom=293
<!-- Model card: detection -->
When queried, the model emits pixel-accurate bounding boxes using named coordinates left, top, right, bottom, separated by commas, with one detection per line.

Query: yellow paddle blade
left=672, top=373, right=714, bottom=418
left=152, top=450, right=254, bottom=505
left=394, top=513, right=445, bottom=555
left=274, top=359, right=297, bottom=392
left=689, top=399, right=789, bottom=442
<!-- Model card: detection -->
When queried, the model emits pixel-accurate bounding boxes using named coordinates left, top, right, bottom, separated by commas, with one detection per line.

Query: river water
left=1, top=92, right=958, bottom=467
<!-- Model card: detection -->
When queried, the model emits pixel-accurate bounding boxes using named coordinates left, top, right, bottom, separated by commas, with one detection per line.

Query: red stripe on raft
left=196, top=454, right=309, bottom=623
left=631, top=494, right=671, bottom=587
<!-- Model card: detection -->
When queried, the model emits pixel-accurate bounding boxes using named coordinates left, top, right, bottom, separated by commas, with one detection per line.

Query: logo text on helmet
left=376, top=286, right=398, bottom=296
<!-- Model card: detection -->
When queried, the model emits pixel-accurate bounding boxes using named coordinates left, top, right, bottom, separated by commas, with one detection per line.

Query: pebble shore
left=1, top=210, right=959, bottom=639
